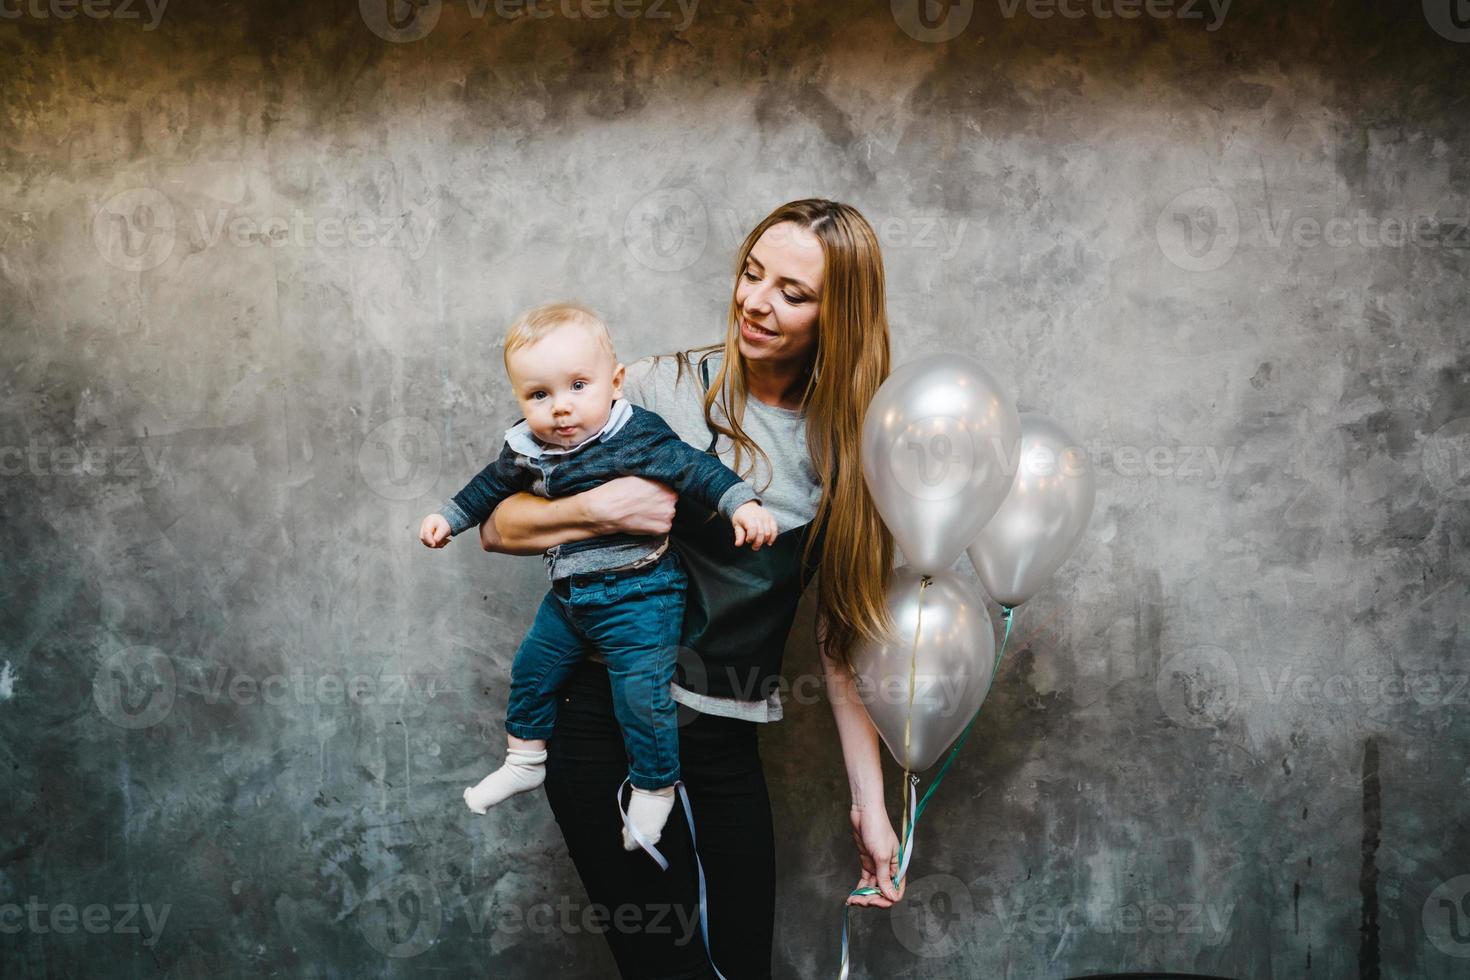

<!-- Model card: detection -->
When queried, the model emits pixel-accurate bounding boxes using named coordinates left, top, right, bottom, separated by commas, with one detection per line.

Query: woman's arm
left=817, top=608, right=905, bottom=908
left=478, top=492, right=598, bottom=556
left=479, top=476, right=678, bottom=555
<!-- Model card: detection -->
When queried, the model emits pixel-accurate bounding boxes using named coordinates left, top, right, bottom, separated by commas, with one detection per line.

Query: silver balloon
left=861, top=352, right=1021, bottom=574
left=966, top=414, right=1095, bottom=608
left=850, top=567, right=997, bottom=772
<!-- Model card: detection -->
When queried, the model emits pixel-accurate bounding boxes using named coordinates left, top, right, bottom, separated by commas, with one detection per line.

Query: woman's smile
left=740, top=316, right=779, bottom=342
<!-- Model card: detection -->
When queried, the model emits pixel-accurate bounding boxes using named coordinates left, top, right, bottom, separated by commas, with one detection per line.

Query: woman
left=478, top=199, right=903, bottom=978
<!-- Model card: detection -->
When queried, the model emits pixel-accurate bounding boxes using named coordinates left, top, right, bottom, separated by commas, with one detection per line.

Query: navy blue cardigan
left=441, top=403, right=759, bottom=580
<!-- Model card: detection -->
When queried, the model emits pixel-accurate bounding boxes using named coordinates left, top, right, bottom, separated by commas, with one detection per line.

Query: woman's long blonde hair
left=658, top=199, right=896, bottom=668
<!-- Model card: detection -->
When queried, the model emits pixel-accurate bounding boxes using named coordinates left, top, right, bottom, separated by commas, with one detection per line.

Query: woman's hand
left=846, top=802, right=905, bottom=908
left=582, top=476, right=677, bottom=536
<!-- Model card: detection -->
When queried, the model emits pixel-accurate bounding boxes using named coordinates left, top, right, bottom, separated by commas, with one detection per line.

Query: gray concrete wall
left=1, top=0, right=1467, bottom=976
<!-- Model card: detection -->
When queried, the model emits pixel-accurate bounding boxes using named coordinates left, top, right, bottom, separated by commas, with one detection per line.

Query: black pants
left=544, top=657, right=775, bottom=979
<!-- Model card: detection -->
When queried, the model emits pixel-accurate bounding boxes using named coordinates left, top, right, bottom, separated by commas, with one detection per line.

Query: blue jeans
left=505, top=551, right=688, bottom=790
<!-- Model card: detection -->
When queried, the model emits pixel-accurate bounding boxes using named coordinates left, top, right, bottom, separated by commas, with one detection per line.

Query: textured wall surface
left=1, top=0, right=1467, bottom=977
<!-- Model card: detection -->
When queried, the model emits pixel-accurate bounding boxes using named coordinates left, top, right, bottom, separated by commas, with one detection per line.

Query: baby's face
left=506, top=323, right=625, bottom=450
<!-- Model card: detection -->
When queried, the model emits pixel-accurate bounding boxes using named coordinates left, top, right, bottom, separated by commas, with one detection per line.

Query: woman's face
left=735, top=221, right=824, bottom=368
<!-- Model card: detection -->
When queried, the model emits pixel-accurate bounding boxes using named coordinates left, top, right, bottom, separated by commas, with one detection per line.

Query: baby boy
left=419, top=302, right=776, bottom=852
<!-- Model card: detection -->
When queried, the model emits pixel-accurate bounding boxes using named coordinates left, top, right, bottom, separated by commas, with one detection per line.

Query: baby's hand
left=419, top=514, right=452, bottom=549
left=731, top=501, right=778, bottom=551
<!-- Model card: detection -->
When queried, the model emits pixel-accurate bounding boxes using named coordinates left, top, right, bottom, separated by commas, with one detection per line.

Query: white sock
left=463, top=748, right=547, bottom=814
left=621, top=785, right=677, bottom=851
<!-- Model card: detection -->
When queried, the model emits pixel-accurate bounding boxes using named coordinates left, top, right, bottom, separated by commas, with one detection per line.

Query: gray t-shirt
left=603, top=348, right=822, bottom=722
left=623, top=351, right=822, bottom=535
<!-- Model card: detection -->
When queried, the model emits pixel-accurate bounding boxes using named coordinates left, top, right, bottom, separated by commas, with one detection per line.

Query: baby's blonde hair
left=502, top=302, right=617, bottom=373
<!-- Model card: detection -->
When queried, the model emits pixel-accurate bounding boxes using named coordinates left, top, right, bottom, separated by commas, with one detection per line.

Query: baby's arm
left=420, top=513, right=453, bottom=548
left=418, top=441, right=526, bottom=549
left=730, top=499, right=779, bottom=549
left=631, top=416, right=779, bottom=549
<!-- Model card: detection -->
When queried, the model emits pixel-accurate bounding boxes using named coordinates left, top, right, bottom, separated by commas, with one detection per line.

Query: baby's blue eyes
left=529, top=381, right=588, bottom=400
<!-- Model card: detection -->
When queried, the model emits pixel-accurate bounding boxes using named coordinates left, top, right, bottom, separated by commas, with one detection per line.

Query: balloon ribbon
left=617, top=777, right=730, bottom=979
left=837, top=597, right=1016, bottom=980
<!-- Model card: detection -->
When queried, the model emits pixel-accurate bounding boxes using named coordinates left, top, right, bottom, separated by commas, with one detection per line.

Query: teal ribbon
left=837, top=603, right=1016, bottom=980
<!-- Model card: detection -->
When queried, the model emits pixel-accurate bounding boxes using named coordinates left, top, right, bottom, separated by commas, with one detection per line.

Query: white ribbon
left=616, top=777, right=729, bottom=980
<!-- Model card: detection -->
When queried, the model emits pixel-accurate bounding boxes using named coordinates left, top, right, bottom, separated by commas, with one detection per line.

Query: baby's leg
left=577, top=563, right=688, bottom=850
left=620, top=784, right=678, bottom=852
left=463, top=736, right=548, bottom=813
left=461, top=734, right=549, bottom=811
left=465, top=589, right=590, bottom=814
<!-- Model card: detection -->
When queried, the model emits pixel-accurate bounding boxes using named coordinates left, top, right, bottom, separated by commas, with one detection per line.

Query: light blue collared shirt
left=503, top=398, right=633, bottom=458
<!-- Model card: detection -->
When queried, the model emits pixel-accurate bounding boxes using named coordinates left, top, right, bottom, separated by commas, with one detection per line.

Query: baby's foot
left=621, top=785, right=677, bottom=851
left=463, top=747, right=547, bottom=813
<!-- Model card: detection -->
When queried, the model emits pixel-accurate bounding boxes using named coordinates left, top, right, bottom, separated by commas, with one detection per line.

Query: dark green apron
left=668, top=355, right=826, bottom=704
